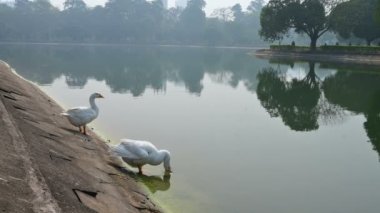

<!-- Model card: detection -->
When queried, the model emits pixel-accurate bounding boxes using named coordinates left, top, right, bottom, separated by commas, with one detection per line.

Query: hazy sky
left=49, top=0, right=253, bottom=14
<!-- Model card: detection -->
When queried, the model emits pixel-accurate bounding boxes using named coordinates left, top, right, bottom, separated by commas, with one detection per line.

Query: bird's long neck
left=89, top=96, right=98, bottom=113
left=157, top=150, right=171, bottom=170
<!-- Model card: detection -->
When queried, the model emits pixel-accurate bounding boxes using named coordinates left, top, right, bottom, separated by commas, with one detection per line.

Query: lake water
left=1, top=44, right=380, bottom=213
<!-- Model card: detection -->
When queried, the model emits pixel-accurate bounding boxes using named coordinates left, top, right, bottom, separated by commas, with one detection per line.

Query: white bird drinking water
left=111, top=139, right=172, bottom=175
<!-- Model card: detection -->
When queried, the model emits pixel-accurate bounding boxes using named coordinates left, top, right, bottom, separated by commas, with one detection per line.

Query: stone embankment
left=0, top=60, right=161, bottom=213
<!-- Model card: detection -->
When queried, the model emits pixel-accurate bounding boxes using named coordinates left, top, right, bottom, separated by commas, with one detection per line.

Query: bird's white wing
left=122, top=139, right=158, bottom=150
left=63, top=107, right=96, bottom=122
left=112, top=140, right=149, bottom=160
left=65, top=107, right=90, bottom=115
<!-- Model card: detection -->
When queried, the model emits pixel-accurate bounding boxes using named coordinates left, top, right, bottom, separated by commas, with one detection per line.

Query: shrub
left=270, top=45, right=310, bottom=52
left=319, top=45, right=380, bottom=54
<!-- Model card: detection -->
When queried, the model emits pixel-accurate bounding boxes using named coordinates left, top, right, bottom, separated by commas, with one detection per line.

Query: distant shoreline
left=255, top=49, right=380, bottom=66
left=0, top=41, right=266, bottom=50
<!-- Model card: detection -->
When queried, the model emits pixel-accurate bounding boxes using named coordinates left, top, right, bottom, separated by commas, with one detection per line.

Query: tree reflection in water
left=0, top=45, right=267, bottom=97
left=323, top=68, right=380, bottom=159
left=256, top=62, right=322, bottom=131
left=256, top=61, right=380, bottom=159
left=256, top=60, right=380, bottom=158
left=2, top=45, right=380, bottom=159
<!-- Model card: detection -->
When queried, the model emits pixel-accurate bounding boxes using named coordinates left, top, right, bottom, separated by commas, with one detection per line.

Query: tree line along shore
left=1, top=0, right=380, bottom=50
left=0, top=0, right=264, bottom=47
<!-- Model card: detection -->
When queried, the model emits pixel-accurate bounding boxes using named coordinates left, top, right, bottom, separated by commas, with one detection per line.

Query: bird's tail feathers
left=60, top=112, right=69, bottom=116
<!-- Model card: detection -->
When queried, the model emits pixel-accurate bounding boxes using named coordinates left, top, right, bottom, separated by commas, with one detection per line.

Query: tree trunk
left=309, top=62, right=315, bottom=73
left=310, top=37, right=317, bottom=50
left=366, top=39, right=372, bottom=46
left=305, top=62, right=318, bottom=87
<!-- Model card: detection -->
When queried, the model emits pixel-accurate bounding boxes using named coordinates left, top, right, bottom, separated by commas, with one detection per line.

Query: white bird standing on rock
left=111, top=139, right=172, bottom=175
left=61, top=93, right=104, bottom=135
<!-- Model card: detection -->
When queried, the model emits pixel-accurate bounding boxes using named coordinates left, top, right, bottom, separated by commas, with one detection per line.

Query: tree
left=330, top=0, right=380, bottom=46
left=231, top=4, right=244, bottom=22
left=178, top=0, right=206, bottom=43
left=64, top=0, right=87, bottom=11
left=61, top=0, right=90, bottom=42
left=375, top=0, right=380, bottom=25
left=211, top=8, right=234, bottom=22
left=246, top=0, right=265, bottom=45
left=259, top=0, right=291, bottom=42
left=187, top=0, right=206, bottom=9
left=30, top=0, right=59, bottom=41
left=0, top=4, right=13, bottom=39
left=33, top=0, right=57, bottom=12
left=15, top=0, right=31, bottom=12
left=227, top=4, right=251, bottom=44
left=247, top=0, right=265, bottom=12
left=0, top=0, right=268, bottom=46
left=204, top=18, right=224, bottom=45
left=260, top=0, right=331, bottom=49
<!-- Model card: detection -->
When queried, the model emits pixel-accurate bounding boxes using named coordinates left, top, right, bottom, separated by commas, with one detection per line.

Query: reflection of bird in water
left=108, top=162, right=171, bottom=194
left=61, top=93, right=104, bottom=135
left=137, top=174, right=171, bottom=194
left=111, top=139, right=172, bottom=175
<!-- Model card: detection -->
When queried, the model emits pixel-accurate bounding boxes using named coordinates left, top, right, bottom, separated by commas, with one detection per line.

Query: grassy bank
left=270, top=45, right=380, bottom=55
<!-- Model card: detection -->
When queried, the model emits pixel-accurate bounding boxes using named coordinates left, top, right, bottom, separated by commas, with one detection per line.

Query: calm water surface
left=1, top=44, right=380, bottom=213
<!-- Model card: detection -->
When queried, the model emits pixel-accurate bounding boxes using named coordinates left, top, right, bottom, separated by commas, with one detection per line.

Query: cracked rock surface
left=0, top=61, right=162, bottom=213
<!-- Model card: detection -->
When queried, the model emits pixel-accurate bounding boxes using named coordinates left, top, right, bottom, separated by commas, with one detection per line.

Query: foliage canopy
left=260, top=0, right=330, bottom=49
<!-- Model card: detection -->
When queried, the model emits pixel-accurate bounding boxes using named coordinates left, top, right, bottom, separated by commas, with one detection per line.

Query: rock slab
left=0, top=61, right=161, bottom=213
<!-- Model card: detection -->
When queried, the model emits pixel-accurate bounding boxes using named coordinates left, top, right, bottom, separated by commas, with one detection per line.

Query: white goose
left=61, top=93, right=104, bottom=135
left=112, top=139, right=172, bottom=175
